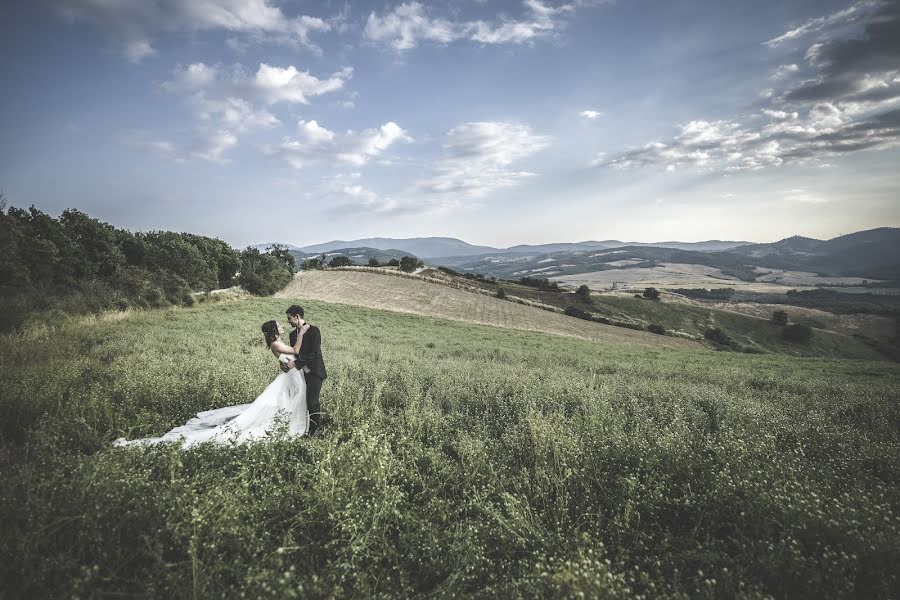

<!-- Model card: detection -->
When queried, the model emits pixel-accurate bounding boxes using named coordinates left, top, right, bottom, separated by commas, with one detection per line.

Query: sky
left=1, top=0, right=898, bottom=249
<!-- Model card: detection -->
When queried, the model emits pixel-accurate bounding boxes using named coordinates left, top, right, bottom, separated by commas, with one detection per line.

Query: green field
left=2, top=298, right=899, bottom=598
left=587, top=293, right=888, bottom=360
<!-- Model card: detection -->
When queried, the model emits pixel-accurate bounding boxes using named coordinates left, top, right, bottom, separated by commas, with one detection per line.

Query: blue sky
left=1, top=0, right=898, bottom=248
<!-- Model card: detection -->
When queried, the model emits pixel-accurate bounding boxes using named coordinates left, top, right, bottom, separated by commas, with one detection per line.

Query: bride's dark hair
left=261, top=320, right=280, bottom=347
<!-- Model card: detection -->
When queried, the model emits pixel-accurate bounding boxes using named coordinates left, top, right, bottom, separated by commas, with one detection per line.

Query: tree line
left=0, top=203, right=293, bottom=331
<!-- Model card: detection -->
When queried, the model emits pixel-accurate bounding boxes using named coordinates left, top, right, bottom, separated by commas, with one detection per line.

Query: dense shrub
left=642, top=287, right=661, bottom=301
left=704, top=327, right=734, bottom=346
left=772, top=310, right=789, bottom=325
left=575, top=285, right=592, bottom=301
left=237, top=248, right=293, bottom=296
left=646, top=323, right=666, bottom=335
left=670, top=288, right=736, bottom=301
left=399, top=256, right=423, bottom=273
left=564, top=306, right=594, bottom=321
left=496, top=287, right=507, bottom=299
left=782, top=323, right=813, bottom=343
left=328, top=256, right=353, bottom=268
left=518, top=277, right=561, bottom=291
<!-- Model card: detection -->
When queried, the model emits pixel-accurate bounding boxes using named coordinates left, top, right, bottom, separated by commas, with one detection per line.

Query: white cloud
left=761, top=109, right=799, bottom=120
left=265, top=121, right=412, bottom=169
left=416, top=121, right=549, bottom=199
left=190, top=130, right=238, bottom=163
left=192, top=96, right=280, bottom=132
left=604, top=2, right=900, bottom=173
left=155, top=61, right=350, bottom=163
left=763, top=0, right=881, bottom=47
left=364, top=2, right=460, bottom=50
left=580, top=110, right=603, bottom=119
left=782, top=188, right=828, bottom=204
left=250, top=64, right=353, bottom=104
left=123, top=129, right=237, bottom=164
left=165, top=62, right=352, bottom=105
left=50, top=0, right=332, bottom=60
left=365, top=0, right=582, bottom=51
left=771, top=63, right=799, bottom=80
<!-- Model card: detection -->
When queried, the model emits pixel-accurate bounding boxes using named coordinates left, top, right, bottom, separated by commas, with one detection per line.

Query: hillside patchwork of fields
left=277, top=270, right=701, bottom=350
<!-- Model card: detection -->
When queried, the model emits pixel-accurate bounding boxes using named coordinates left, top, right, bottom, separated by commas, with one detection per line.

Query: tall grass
left=1, top=298, right=898, bottom=598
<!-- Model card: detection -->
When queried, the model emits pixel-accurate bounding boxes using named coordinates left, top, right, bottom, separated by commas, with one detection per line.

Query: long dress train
left=115, top=355, right=308, bottom=447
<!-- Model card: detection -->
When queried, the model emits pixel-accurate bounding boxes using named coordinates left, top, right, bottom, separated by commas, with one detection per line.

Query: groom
left=284, top=304, right=327, bottom=434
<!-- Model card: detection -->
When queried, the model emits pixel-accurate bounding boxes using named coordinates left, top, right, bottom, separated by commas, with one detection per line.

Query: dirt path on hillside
left=277, top=271, right=702, bottom=350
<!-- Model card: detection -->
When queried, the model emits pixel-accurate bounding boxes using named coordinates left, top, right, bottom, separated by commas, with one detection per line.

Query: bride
left=115, top=320, right=309, bottom=447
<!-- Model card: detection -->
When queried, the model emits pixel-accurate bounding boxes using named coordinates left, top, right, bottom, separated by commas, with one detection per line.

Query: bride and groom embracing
left=116, top=304, right=326, bottom=447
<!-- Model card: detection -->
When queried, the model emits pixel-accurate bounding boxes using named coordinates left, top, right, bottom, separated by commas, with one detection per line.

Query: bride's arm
left=291, top=324, right=310, bottom=354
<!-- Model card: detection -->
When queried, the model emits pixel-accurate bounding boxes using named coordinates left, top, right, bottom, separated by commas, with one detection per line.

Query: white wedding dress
left=116, top=354, right=308, bottom=447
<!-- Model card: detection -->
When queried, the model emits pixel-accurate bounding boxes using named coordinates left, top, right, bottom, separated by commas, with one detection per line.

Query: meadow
left=1, top=297, right=899, bottom=598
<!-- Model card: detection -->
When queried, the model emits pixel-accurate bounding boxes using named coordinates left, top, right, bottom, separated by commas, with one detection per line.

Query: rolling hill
left=275, top=270, right=700, bottom=350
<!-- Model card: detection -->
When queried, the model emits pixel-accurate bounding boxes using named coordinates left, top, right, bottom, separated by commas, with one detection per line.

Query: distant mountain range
left=253, top=228, right=900, bottom=282
left=253, top=237, right=751, bottom=259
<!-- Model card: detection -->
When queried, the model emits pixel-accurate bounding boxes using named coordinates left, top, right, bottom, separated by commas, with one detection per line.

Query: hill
left=298, top=237, right=499, bottom=258
left=276, top=270, right=699, bottom=350
left=281, top=237, right=752, bottom=259
left=435, top=228, right=900, bottom=288
left=288, top=247, right=417, bottom=267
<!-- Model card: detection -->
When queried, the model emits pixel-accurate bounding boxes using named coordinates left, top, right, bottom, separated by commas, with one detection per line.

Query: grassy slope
left=287, top=269, right=888, bottom=361
left=277, top=270, right=700, bottom=350
left=1, top=298, right=898, bottom=598
left=587, top=293, right=887, bottom=360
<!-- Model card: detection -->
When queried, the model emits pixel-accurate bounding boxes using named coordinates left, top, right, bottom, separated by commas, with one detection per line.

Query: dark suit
left=290, top=324, right=326, bottom=433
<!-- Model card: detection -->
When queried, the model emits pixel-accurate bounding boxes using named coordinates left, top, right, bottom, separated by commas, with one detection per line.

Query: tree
left=268, top=244, right=296, bottom=272
left=643, top=287, right=661, bottom=301
left=772, top=310, right=789, bottom=326
left=368, top=257, right=381, bottom=267
left=399, top=256, right=418, bottom=272
left=387, top=258, right=400, bottom=267
left=496, top=287, right=507, bottom=299
left=238, top=247, right=292, bottom=296
left=575, top=285, right=592, bottom=301
left=328, top=256, right=352, bottom=268
left=301, top=257, right=322, bottom=270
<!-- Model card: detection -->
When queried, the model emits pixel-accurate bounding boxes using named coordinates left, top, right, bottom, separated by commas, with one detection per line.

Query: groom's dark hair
left=286, top=305, right=304, bottom=318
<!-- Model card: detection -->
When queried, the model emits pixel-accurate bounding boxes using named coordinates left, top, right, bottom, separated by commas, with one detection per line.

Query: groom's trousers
left=305, top=373, right=324, bottom=433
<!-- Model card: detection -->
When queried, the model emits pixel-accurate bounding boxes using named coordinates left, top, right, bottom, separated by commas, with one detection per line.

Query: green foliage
left=368, top=257, right=381, bottom=267
left=399, top=256, right=421, bottom=273
left=671, top=287, right=736, bottom=301
left=575, top=284, right=592, bottom=301
left=564, top=305, right=594, bottom=321
left=0, top=299, right=898, bottom=598
left=772, top=310, right=789, bottom=325
left=704, top=327, right=734, bottom=347
left=0, top=204, right=240, bottom=330
left=782, top=323, right=813, bottom=343
left=642, top=287, right=660, bottom=301
left=237, top=248, right=293, bottom=296
left=646, top=323, right=666, bottom=335
left=301, top=257, right=323, bottom=270
left=588, top=294, right=883, bottom=360
left=387, top=258, right=400, bottom=267
left=328, top=256, right=353, bottom=268
left=518, top=276, right=561, bottom=291
left=268, top=244, right=297, bottom=272
left=496, top=287, right=507, bottom=299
